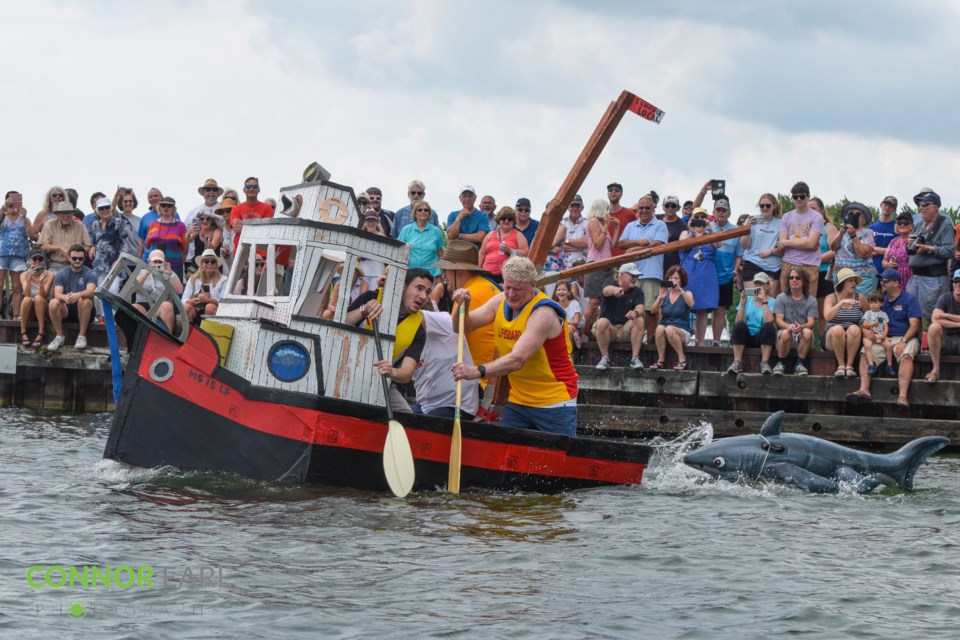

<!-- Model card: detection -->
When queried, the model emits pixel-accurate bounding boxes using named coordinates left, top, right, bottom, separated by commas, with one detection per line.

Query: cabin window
left=229, top=242, right=296, bottom=297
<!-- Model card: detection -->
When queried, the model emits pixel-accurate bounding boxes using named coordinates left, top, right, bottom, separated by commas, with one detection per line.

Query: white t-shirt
left=184, top=202, right=220, bottom=261
left=412, top=311, right=479, bottom=415
left=182, top=275, right=227, bottom=302
left=561, top=215, right=589, bottom=264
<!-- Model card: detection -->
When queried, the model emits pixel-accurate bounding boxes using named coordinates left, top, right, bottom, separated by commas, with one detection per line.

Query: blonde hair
left=501, top=256, right=537, bottom=284
left=586, top=199, right=610, bottom=221
left=39, top=185, right=66, bottom=215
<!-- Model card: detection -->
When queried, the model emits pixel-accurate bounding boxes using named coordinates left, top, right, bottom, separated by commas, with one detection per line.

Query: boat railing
left=95, top=252, right=190, bottom=343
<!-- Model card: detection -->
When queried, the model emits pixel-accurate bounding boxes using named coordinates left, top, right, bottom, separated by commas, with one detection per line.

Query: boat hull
left=104, top=325, right=650, bottom=493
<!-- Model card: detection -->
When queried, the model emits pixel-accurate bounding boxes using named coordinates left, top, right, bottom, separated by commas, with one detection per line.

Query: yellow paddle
left=448, top=303, right=465, bottom=493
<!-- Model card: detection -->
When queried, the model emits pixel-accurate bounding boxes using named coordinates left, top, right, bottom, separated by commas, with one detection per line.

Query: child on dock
left=861, top=291, right=894, bottom=376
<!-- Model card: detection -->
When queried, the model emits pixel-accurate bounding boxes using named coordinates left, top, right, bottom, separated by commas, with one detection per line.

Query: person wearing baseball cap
left=514, top=197, right=539, bottom=245
left=446, top=185, right=488, bottom=248
left=869, top=195, right=899, bottom=276
left=658, top=194, right=686, bottom=275
left=594, top=262, right=646, bottom=371
left=907, top=188, right=954, bottom=320
left=607, top=182, right=635, bottom=256
left=559, top=195, right=589, bottom=267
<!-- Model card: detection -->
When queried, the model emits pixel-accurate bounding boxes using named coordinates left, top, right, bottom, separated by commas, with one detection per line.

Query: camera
left=660, top=279, right=673, bottom=288
left=711, top=179, right=726, bottom=198
left=843, top=210, right=861, bottom=229
left=907, top=233, right=924, bottom=255
left=744, top=287, right=757, bottom=296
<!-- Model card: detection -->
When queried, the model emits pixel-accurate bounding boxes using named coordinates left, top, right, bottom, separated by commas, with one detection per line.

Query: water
left=2, top=408, right=958, bottom=639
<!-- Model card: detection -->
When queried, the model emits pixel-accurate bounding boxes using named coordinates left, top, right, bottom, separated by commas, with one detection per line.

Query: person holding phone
left=19, top=249, right=55, bottom=347
left=182, top=249, right=226, bottom=325
left=649, top=266, right=694, bottom=370
left=133, top=249, right=184, bottom=333
left=1, top=192, right=32, bottom=320
left=726, top=273, right=778, bottom=374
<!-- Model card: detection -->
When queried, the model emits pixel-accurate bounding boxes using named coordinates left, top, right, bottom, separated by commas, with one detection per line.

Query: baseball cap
left=607, top=182, right=623, bottom=192
left=714, top=197, right=730, bottom=210
left=913, top=190, right=941, bottom=207
left=619, top=263, right=642, bottom=278
left=95, top=197, right=111, bottom=209
left=516, top=197, right=531, bottom=208
left=571, top=194, right=583, bottom=205
left=752, top=272, right=771, bottom=284
left=460, top=185, right=476, bottom=195
left=664, top=195, right=680, bottom=206
left=880, top=268, right=901, bottom=282
left=881, top=195, right=898, bottom=208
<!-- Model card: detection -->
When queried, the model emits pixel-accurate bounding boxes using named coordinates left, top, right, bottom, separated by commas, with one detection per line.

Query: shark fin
left=884, top=436, right=950, bottom=491
left=761, top=462, right=839, bottom=493
left=759, top=411, right=785, bottom=438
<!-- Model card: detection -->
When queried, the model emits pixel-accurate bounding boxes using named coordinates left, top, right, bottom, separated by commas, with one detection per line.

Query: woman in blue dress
left=679, top=215, right=719, bottom=346
left=649, top=266, right=695, bottom=370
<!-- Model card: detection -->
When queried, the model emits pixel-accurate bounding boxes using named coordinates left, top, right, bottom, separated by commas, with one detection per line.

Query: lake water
left=1, top=408, right=957, bottom=639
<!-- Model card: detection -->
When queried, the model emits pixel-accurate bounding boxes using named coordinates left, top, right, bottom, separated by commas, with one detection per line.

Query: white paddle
left=372, top=319, right=415, bottom=497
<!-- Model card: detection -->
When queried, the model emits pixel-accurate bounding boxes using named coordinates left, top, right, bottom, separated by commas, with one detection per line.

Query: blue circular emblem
left=267, top=341, right=310, bottom=383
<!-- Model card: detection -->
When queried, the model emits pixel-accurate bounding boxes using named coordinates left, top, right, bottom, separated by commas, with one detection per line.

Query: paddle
left=448, top=303, right=465, bottom=493
left=372, top=319, right=415, bottom=498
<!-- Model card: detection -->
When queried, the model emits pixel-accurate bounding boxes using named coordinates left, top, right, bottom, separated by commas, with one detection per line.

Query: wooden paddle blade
left=448, top=418, right=462, bottom=494
left=383, top=419, right=415, bottom=497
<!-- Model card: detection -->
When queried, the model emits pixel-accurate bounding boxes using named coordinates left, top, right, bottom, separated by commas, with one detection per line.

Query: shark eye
left=712, top=457, right=726, bottom=469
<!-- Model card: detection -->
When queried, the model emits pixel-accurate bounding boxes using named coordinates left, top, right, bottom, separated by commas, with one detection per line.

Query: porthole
left=149, top=358, right=174, bottom=382
left=267, top=341, right=310, bottom=383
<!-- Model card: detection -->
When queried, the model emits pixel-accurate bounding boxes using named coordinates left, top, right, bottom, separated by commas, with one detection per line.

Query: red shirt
left=230, top=201, right=275, bottom=249
left=611, top=207, right=637, bottom=256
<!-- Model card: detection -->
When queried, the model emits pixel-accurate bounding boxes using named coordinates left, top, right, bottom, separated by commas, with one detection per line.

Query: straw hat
left=835, top=267, right=862, bottom=288
left=195, top=248, right=224, bottom=268
left=432, top=239, right=484, bottom=271
left=53, top=201, right=79, bottom=215
left=198, top=178, right=224, bottom=197
left=215, top=197, right=237, bottom=215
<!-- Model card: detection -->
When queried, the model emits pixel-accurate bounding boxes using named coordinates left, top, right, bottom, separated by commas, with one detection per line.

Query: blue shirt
left=392, top=204, right=439, bottom=238
left=518, top=218, right=539, bottom=246
left=619, top=218, right=669, bottom=280
left=869, top=219, right=896, bottom=273
left=882, top=290, right=921, bottom=337
left=711, top=221, right=744, bottom=284
left=446, top=209, right=489, bottom=246
left=54, top=265, right=98, bottom=294
left=743, top=217, right=782, bottom=271
left=398, top=223, right=445, bottom=276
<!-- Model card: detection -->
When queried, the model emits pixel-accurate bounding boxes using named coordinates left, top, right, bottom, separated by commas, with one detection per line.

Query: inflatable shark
left=683, top=411, right=949, bottom=494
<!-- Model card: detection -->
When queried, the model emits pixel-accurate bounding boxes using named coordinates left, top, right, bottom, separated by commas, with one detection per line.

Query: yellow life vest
left=393, top=311, right=423, bottom=361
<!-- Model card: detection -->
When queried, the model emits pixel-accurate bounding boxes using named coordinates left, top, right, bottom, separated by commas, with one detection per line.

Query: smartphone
left=202, top=284, right=211, bottom=293
left=711, top=179, right=726, bottom=198
left=744, top=287, right=757, bottom=296
left=660, top=279, right=672, bottom=288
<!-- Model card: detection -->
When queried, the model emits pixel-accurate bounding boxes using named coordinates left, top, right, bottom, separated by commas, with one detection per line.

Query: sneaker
left=75, top=335, right=88, bottom=350
left=867, top=363, right=878, bottom=376
left=885, top=363, right=896, bottom=376
left=711, top=340, right=721, bottom=348
left=726, top=360, right=743, bottom=374
left=47, top=335, right=65, bottom=352
left=596, top=355, right=610, bottom=370
left=772, top=362, right=785, bottom=375
left=629, top=356, right=644, bottom=370
left=794, top=362, right=809, bottom=376
left=760, top=361, right=773, bottom=375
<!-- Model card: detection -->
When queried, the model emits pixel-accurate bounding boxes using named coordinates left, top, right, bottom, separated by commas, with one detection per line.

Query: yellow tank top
left=494, top=290, right=578, bottom=407
left=461, top=274, right=501, bottom=378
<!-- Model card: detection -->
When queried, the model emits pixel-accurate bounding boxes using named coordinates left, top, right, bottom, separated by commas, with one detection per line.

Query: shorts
left=779, top=329, right=804, bottom=349
left=606, top=321, right=637, bottom=342
left=584, top=268, right=613, bottom=298
left=717, top=281, right=733, bottom=308
left=862, top=335, right=918, bottom=363
left=0, top=256, right=27, bottom=272
left=906, top=274, right=948, bottom=319
left=63, top=302, right=96, bottom=323
left=663, top=324, right=691, bottom=344
left=637, top=278, right=661, bottom=312
left=742, top=261, right=781, bottom=285
left=501, top=401, right=577, bottom=436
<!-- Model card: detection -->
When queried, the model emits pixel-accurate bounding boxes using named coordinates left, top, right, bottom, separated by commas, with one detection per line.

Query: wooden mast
left=527, top=91, right=665, bottom=268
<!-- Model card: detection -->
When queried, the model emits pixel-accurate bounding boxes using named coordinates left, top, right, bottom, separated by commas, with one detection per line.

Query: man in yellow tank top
left=451, top=256, right=578, bottom=436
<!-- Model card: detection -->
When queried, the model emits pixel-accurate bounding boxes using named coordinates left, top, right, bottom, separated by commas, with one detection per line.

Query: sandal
left=31, top=334, right=43, bottom=348
left=834, top=366, right=845, bottom=377
left=648, top=361, right=664, bottom=370
left=845, top=366, right=856, bottom=378
left=673, top=361, right=687, bottom=371
left=845, top=390, right=872, bottom=403
left=20, top=332, right=30, bottom=346
left=924, top=372, right=939, bottom=384
left=896, top=397, right=910, bottom=408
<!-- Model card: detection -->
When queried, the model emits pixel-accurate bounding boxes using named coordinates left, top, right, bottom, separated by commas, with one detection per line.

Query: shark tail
left=885, top=436, right=950, bottom=491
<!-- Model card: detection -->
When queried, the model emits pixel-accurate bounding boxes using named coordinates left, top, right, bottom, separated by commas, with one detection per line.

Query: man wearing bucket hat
left=907, top=189, right=955, bottom=320
left=434, top=240, right=502, bottom=415
left=185, top=179, right=223, bottom=263
left=594, top=262, right=646, bottom=370
left=38, top=202, right=92, bottom=271
left=829, top=202, right=878, bottom=295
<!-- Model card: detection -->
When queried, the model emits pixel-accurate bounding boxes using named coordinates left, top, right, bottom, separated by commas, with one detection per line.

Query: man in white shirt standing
left=184, top=178, right=223, bottom=264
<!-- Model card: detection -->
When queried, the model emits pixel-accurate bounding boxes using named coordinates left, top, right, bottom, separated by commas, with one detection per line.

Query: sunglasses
left=569, top=203, right=583, bottom=208
left=953, top=279, right=960, bottom=284
left=255, top=261, right=265, bottom=267
left=409, top=191, right=424, bottom=196
left=202, top=259, right=218, bottom=265
left=788, top=275, right=802, bottom=280
left=51, top=193, right=65, bottom=199
left=637, top=206, right=653, bottom=211
left=516, top=208, right=531, bottom=213
left=758, top=203, right=773, bottom=210
left=204, top=187, right=220, bottom=192
left=664, top=203, right=678, bottom=209
left=499, top=218, right=515, bottom=223
left=896, top=220, right=912, bottom=226
left=414, top=208, right=430, bottom=212
left=244, top=184, right=259, bottom=190
left=122, top=200, right=134, bottom=205
left=792, top=194, right=808, bottom=201
left=159, top=205, right=174, bottom=210
left=69, top=256, right=85, bottom=262
left=918, top=201, right=933, bottom=208
left=31, top=256, right=45, bottom=262
left=97, top=206, right=111, bottom=211
left=368, top=195, right=382, bottom=201
left=607, top=188, right=622, bottom=193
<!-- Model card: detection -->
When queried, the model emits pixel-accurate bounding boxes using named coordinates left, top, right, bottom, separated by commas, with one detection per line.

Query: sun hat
left=215, top=197, right=237, bottom=215
left=432, top=239, right=484, bottom=271
left=195, top=248, right=224, bottom=268
left=54, top=201, right=78, bottom=215
left=197, top=178, right=224, bottom=197
left=835, top=267, right=863, bottom=287
left=158, top=196, right=176, bottom=206
left=841, top=202, right=872, bottom=226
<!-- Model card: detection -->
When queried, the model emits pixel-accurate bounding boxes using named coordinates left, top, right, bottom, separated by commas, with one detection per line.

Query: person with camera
left=726, top=272, right=777, bottom=375
left=847, top=269, right=921, bottom=407
left=594, top=263, right=646, bottom=370
left=649, top=266, right=694, bottom=370
left=182, top=249, right=226, bottom=325
left=829, top=202, right=877, bottom=295
left=19, top=250, right=54, bottom=348
left=907, top=190, right=955, bottom=320
left=882, top=212, right=915, bottom=287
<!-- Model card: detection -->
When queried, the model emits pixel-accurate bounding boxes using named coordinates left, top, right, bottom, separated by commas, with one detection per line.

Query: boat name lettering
left=186, top=370, right=231, bottom=396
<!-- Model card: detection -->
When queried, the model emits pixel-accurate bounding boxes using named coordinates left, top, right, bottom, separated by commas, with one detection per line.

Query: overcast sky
left=4, top=0, right=959, bottom=219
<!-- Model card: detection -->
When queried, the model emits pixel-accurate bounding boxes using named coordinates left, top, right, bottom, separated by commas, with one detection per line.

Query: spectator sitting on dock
left=861, top=291, right=894, bottom=376
left=47, top=244, right=97, bottom=351
left=847, top=268, right=921, bottom=407
left=726, top=272, right=777, bottom=375
left=451, top=256, right=579, bottom=436
left=822, top=268, right=867, bottom=378
left=617, top=194, right=668, bottom=345
left=594, top=263, right=646, bottom=370
left=772, top=267, right=817, bottom=376
left=924, top=269, right=960, bottom=383
left=649, top=265, right=694, bottom=371
left=19, top=249, right=54, bottom=348
left=133, top=249, right=184, bottom=334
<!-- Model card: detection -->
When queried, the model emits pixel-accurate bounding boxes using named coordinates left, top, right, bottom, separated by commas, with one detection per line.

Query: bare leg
left=584, top=297, right=600, bottom=338
left=862, top=337, right=876, bottom=365
left=927, top=324, right=943, bottom=375
left=694, top=310, right=708, bottom=346
left=844, top=326, right=862, bottom=369
left=629, top=318, right=643, bottom=358
left=826, top=326, right=844, bottom=368
left=667, top=326, right=686, bottom=363
left=713, top=305, right=727, bottom=344
left=77, top=299, right=93, bottom=337
left=897, top=356, right=914, bottom=404
left=10, top=274, right=22, bottom=320
left=49, top=299, right=65, bottom=337
left=654, top=325, right=667, bottom=363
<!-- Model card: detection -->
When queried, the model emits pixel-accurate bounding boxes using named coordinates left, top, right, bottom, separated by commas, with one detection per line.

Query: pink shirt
left=780, top=209, right=824, bottom=267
